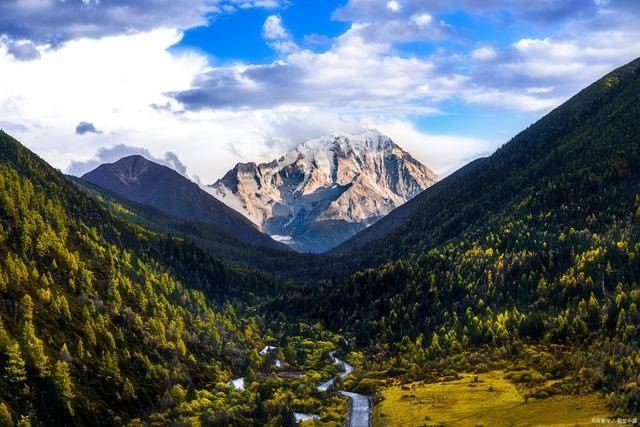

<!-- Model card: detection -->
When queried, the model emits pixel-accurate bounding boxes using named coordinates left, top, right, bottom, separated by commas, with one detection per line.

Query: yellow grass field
left=372, top=371, right=611, bottom=427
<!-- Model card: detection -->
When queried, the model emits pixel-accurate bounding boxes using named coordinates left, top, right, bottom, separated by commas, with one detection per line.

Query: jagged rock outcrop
left=208, top=130, right=436, bottom=252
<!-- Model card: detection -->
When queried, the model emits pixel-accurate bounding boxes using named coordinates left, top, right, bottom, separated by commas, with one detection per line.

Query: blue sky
left=0, top=0, right=639, bottom=181
left=170, top=1, right=565, bottom=145
left=174, top=0, right=350, bottom=62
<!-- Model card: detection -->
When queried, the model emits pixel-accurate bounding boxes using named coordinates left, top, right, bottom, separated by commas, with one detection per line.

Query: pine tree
left=60, top=343, right=72, bottom=363
left=20, top=320, right=48, bottom=378
left=122, top=378, right=136, bottom=401
left=429, top=332, right=442, bottom=357
left=0, top=402, right=12, bottom=427
left=52, top=360, right=75, bottom=415
left=4, top=342, right=28, bottom=396
left=0, top=270, right=7, bottom=292
left=76, top=339, right=84, bottom=361
left=19, top=295, right=33, bottom=323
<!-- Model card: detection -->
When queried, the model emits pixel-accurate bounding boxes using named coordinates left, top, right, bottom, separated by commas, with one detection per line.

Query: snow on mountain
left=209, top=130, right=437, bottom=252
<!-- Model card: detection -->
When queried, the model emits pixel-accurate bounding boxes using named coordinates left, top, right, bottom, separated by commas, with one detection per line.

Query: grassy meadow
left=372, top=371, right=610, bottom=426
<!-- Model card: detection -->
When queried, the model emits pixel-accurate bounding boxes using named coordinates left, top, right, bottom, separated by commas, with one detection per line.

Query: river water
left=317, top=351, right=370, bottom=427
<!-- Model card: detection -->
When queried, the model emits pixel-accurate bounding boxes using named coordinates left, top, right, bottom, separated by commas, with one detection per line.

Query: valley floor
left=372, top=371, right=610, bottom=427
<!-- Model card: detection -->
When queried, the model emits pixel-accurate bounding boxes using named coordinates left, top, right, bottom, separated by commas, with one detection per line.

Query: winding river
left=235, top=347, right=371, bottom=426
left=318, top=351, right=371, bottom=427
left=339, top=391, right=371, bottom=427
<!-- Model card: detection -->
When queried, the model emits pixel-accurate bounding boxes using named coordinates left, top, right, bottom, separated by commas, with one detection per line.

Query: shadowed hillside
left=273, top=57, right=640, bottom=414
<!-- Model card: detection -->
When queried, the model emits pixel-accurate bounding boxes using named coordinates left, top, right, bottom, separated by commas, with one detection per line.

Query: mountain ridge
left=70, top=175, right=321, bottom=278
left=325, top=58, right=640, bottom=265
left=330, top=156, right=488, bottom=255
left=209, top=129, right=436, bottom=252
left=81, top=154, right=287, bottom=251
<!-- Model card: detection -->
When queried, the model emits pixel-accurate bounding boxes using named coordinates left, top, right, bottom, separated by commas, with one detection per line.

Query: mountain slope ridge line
left=81, top=154, right=286, bottom=250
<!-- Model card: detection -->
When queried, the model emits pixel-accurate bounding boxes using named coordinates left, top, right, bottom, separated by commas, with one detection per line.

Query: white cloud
left=461, top=88, right=564, bottom=112
left=471, top=46, right=497, bottom=61
left=269, top=40, right=300, bottom=55
left=261, top=14, right=299, bottom=55
left=0, top=29, right=206, bottom=126
left=371, top=120, right=493, bottom=176
left=411, top=13, right=432, bottom=27
left=387, top=1, right=401, bottom=12
left=0, top=29, right=215, bottom=175
left=333, top=0, right=599, bottom=26
left=262, top=15, right=289, bottom=40
left=333, top=0, right=453, bottom=44
left=0, top=0, right=288, bottom=48
left=173, top=26, right=441, bottom=111
left=458, top=23, right=640, bottom=112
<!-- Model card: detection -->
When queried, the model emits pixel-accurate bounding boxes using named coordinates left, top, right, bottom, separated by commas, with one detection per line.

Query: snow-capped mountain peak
left=208, top=130, right=436, bottom=252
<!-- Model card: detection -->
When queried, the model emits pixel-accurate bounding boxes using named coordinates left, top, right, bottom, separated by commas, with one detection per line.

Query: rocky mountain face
left=81, top=155, right=286, bottom=250
left=208, top=130, right=437, bottom=252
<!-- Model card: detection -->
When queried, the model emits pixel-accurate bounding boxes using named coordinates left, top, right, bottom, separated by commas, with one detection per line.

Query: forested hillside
left=0, top=131, right=348, bottom=425
left=273, top=58, right=640, bottom=413
left=326, top=57, right=640, bottom=272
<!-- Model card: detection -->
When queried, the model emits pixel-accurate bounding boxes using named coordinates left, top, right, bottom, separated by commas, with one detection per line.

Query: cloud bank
left=0, top=0, right=288, bottom=47
left=0, top=0, right=639, bottom=184
left=172, top=1, right=640, bottom=116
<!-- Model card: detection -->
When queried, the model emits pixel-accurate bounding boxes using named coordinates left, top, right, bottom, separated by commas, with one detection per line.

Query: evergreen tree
left=52, top=361, right=74, bottom=415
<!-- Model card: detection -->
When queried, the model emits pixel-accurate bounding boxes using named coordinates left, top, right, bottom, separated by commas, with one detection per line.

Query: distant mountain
left=71, top=176, right=318, bottom=277
left=81, top=155, right=286, bottom=250
left=209, top=130, right=436, bottom=252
